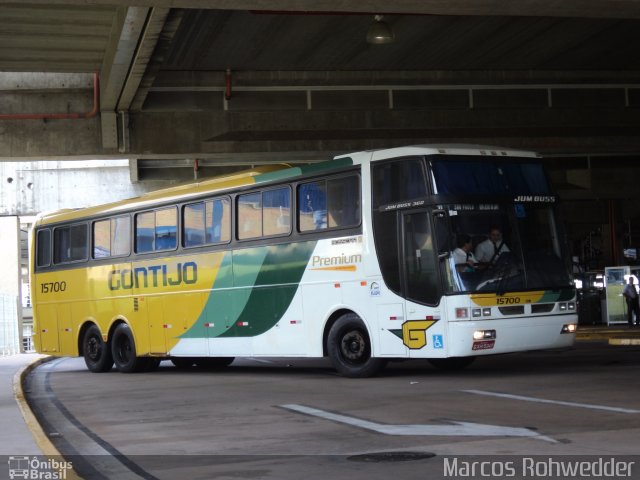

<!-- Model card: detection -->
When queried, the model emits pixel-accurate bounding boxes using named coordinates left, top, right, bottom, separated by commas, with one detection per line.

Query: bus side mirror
left=432, top=209, right=450, bottom=256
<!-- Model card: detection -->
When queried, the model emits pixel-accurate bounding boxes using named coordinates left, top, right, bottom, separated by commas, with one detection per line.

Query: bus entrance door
left=400, top=211, right=440, bottom=355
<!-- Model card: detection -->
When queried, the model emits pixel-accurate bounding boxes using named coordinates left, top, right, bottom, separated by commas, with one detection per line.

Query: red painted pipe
left=0, top=72, right=99, bottom=120
left=225, top=69, right=232, bottom=101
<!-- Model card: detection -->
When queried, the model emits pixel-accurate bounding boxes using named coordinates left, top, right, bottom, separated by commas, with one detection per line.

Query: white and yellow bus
left=30, top=145, right=577, bottom=377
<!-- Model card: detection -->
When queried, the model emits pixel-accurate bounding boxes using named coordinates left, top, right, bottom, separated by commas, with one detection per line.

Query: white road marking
left=464, top=390, right=640, bottom=414
left=281, top=404, right=556, bottom=442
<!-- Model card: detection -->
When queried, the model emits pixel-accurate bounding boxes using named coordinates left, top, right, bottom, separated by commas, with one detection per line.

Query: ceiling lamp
left=366, top=15, right=395, bottom=44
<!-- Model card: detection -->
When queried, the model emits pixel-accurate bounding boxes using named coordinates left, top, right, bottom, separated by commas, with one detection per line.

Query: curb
left=609, top=338, right=640, bottom=346
left=13, top=356, right=83, bottom=480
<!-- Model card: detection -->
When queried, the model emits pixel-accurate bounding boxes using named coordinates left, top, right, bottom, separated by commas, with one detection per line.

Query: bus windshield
left=439, top=202, right=573, bottom=294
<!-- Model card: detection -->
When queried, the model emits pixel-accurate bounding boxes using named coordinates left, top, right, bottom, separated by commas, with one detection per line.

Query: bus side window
left=238, top=192, right=262, bottom=240
left=93, top=219, right=111, bottom=258
left=327, top=175, right=360, bottom=228
left=184, top=197, right=231, bottom=247
left=53, top=224, right=88, bottom=264
left=263, top=187, right=291, bottom=236
left=207, top=197, right=231, bottom=243
left=372, top=157, right=427, bottom=208
left=135, top=212, right=155, bottom=253
left=298, top=176, right=360, bottom=232
left=136, top=208, right=177, bottom=253
left=207, top=200, right=221, bottom=243
left=298, top=181, right=327, bottom=231
left=36, top=229, right=51, bottom=267
left=111, top=216, right=131, bottom=256
left=183, top=202, right=206, bottom=247
left=155, top=208, right=177, bottom=250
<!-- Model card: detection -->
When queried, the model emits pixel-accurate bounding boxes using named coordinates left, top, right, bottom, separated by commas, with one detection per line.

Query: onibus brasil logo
left=8, top=456, right=72, bottom=480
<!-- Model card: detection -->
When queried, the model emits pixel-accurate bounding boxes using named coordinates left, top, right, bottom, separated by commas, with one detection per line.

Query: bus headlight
left=561, top=324, right=577, bottom=334
left=473, top=329, right=496, bottom=340
left=567, top=302, right=576, bottom=311
left=472, top=308, right=482, bottom=318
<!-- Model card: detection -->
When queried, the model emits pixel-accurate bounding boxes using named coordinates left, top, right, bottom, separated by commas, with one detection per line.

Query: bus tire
left=171, top=357, right=195, bottom=369
left=111, top=323, right=147, bottom=373
left=195, top=357, right=234, bottom=369
left=428, top=356, right=476, bottom=371
left=82, top=325, right=113, bottom=373
left=327, top=314, right=387, bottom=378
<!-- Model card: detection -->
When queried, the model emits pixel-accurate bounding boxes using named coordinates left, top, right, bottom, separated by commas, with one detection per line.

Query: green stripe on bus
left=220, top=241, right=316, bottom=337
left=181, top=241, right=316, bottom=339
left=254, top=158, right=354, bottom=184
left=539, top=289, right=574, bottom=303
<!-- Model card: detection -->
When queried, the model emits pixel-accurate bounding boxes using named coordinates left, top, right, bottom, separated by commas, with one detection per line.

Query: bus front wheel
left=82, top=325, right=113, bottom=373
left=327, top=314, right=387, bottom=378
left=111, top=323, right=147, bottom=373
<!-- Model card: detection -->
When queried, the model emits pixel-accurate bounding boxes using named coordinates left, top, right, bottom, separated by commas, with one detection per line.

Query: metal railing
left=0, top=294, right=20, bottom=356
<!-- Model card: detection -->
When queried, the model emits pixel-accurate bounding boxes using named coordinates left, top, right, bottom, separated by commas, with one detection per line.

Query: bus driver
left=475, top=225, right=510, bottom=265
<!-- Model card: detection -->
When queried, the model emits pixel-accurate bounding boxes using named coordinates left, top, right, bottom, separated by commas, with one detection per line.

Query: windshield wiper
left=494, top=258, right=511, bottom=296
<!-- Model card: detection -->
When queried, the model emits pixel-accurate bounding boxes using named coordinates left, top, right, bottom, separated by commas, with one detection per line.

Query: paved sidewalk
left=576, top=324, right=640, bottom=341
left=0, top=353, right=46, bottom=455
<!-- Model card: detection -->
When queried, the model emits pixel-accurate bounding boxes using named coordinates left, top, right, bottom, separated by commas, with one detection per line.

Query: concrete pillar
left=0, top=216, right=22, bottom=354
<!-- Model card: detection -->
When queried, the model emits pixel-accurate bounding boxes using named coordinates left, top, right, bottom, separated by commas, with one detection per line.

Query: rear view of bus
left=368, top=145, right=577, bottom=370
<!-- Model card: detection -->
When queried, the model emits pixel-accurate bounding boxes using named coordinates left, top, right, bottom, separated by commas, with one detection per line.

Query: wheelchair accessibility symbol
left=432, top=334, right=444, bottom=349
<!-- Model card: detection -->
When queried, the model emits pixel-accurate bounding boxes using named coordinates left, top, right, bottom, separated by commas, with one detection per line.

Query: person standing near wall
left=622, top=276, right=640, bottom=327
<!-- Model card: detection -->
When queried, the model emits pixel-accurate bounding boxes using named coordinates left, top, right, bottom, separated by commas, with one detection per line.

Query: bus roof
left=338, top=144, right=540, bottom=162
left=35, top=144, right=540, bottom=226
left=34, top=157, right=355, bottom=226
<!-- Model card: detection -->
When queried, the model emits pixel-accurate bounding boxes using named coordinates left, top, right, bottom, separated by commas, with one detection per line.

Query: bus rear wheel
left=111, top=323, right=147, bottom=373
left=82, top=324, right=113, bottom=372
left=327, top=314, right=387, bottom=378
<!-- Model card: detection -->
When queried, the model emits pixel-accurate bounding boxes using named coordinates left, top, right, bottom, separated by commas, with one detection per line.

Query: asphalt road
left=24, top=342, right=640, bottom=480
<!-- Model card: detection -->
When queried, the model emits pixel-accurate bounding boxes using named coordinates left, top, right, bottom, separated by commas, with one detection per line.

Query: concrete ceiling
left=0, top=1, right=639, bottom=165
left=3, top=4, right=640, bottom=73
left=165, top=11, right=640, bottom=72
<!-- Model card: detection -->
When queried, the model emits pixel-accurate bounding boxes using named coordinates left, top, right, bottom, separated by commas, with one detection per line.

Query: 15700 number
left=40, top=281, right=67, bottom=293
left=496, top=296, right=520, bottom=305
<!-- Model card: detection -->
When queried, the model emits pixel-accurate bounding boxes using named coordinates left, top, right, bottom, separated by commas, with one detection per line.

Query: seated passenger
left=452, top=234, right=478, bottom=272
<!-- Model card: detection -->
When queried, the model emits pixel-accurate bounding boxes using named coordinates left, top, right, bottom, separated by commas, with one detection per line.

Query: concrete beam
left=1, top=103, right=640, bottom=161
left=117, top=7, right=170, bottom=111
left=0, top=73, right=93, bottom=91
left=100, top=7, right=150, bottom=110
left=128, top=106, right=640, bottom=157
left=130, top=9, right=185, bottom=112
left=153, top=69, right=640, bottom=87
left=100, top=6, right=159, bottom=150
left=0, top=116, right=108, bottom=159
left=4, top=1, right=640, bottom=20
left=2, top=69, right=640, bottom=161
